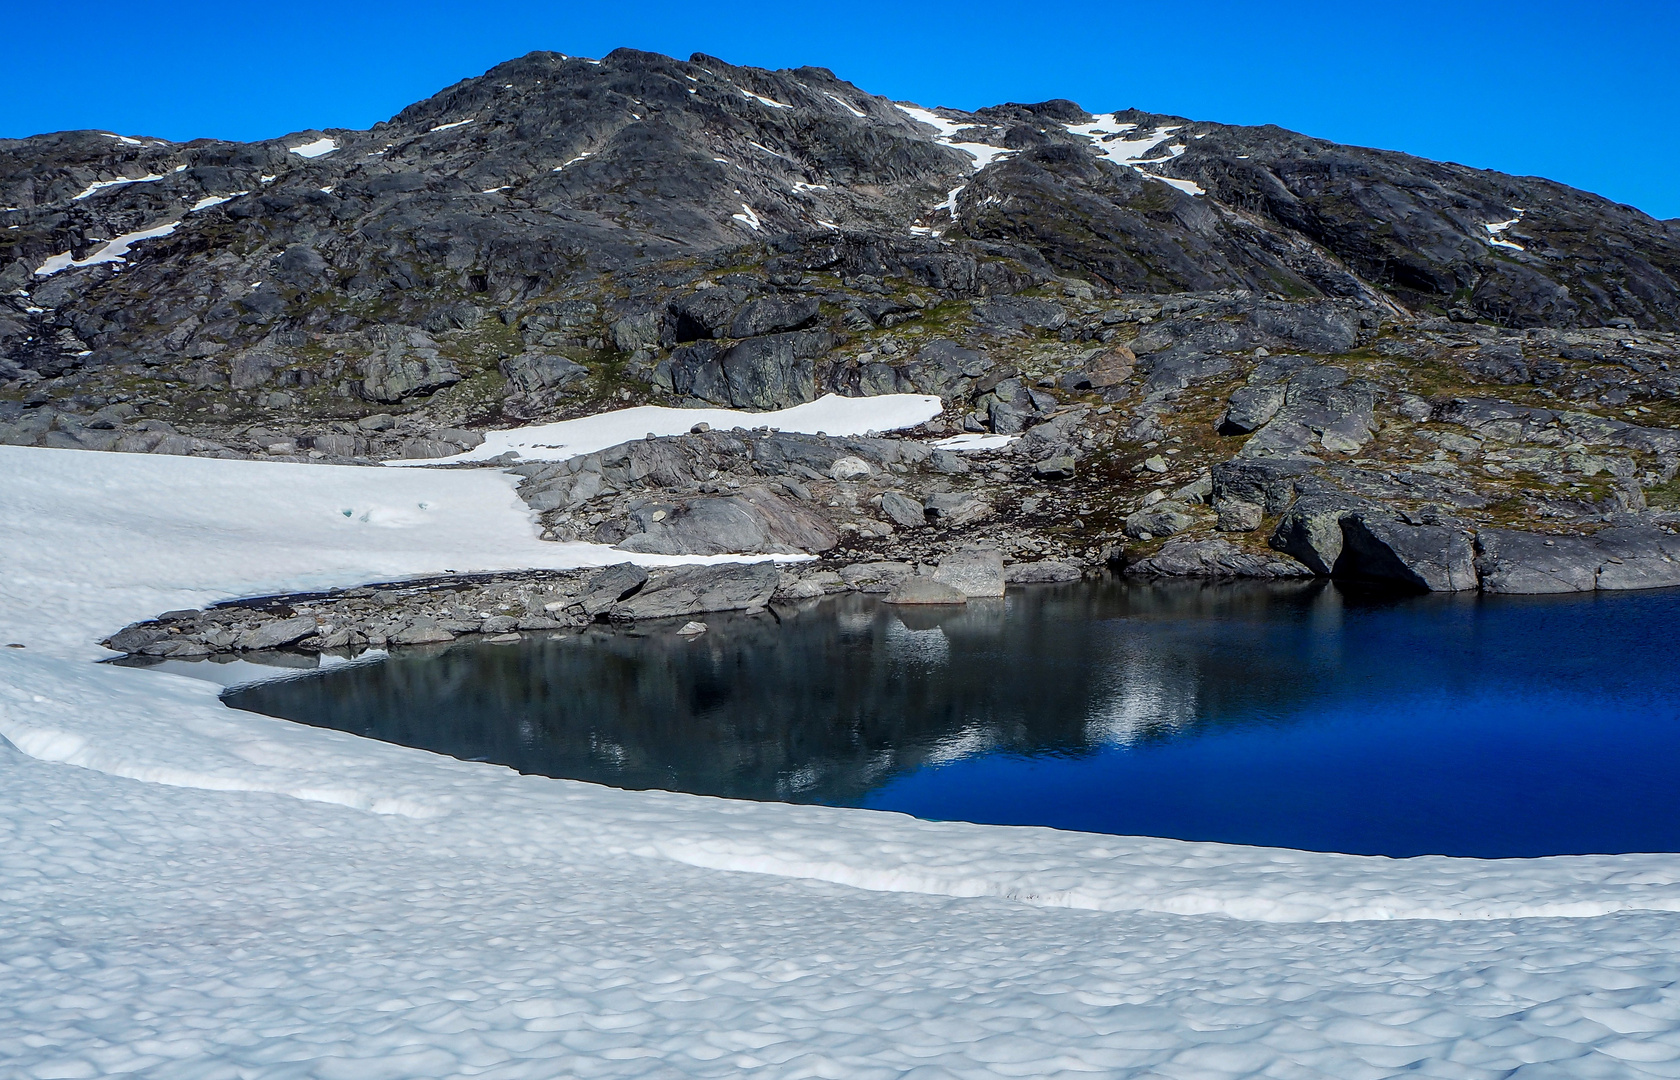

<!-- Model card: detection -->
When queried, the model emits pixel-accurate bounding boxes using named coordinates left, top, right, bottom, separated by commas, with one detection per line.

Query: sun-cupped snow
left=287, top=136, right=338, bottom=158
left=9, top=442, right=1680, bottom=1075
left=1063, top=114, right=1205, bottom=195
left=1486, top=210, right=1526, bottom=250
left=33, top=220, right=181, bottom=277
left=71, top=172, right=166, bottom=200
left=427, top=118, right=475, bottom=132
left=389, top=393, right=944, bottom=466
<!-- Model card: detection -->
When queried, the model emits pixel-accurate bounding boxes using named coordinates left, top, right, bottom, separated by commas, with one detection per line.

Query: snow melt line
left=388, top=393, right=944, bottom=466
left=33, top=220, right=182, bottom=277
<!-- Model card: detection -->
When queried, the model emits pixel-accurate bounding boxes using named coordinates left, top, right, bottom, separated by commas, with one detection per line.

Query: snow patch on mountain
left=72, top=172, right=166, bottom=201
left=34, top=220, right=181, bottom=277
left=392, top=393, right=944, bottom=466
left=1065, top=115, right=1203, bottom=195
left=287, top=137, right=338, bottom=158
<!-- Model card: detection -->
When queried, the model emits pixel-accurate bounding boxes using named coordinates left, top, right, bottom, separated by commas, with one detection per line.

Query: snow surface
left=33, top=220, right=181, bottom=277
left=825, top=91, right=867, bottom=118
left=287, top=136, right=337, bottom=158
left=71, top=172, right=165, bottom=200
left=731, top=202, right=763, bottom=231
left=735, top=85, right=791, bottom=109
left=428, top=118, right=475, bottom=132
left=932, top=432, right=1017, bottom=451
left=1486, top=210, right=1527, bottom=251
left=1064, top=115, right=1204, bottom=195
left=188, top=191, right=247, bottom=212
left=388, top=393, right=943, bottom=466
left=10, top=443, right=1680, bottom=1074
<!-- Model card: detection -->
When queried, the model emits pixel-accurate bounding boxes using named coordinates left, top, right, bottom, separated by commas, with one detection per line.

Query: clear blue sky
left=5, top=0, right=1676, bottom=219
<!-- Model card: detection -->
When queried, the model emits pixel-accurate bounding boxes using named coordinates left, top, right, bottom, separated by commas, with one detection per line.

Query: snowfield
left=7, top=441, right=1680, bottom=1077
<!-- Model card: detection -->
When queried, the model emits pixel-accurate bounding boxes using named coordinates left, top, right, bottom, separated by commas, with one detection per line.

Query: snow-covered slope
left=7, top=444, right=1680, bottom=1076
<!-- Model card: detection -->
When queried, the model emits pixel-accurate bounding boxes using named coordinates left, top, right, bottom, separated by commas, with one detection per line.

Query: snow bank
left=389, top=393, right=944, bottom=466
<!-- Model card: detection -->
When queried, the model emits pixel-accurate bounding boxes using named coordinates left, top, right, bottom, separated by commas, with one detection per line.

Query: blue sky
left=4, top=0, right=1676, bottom=218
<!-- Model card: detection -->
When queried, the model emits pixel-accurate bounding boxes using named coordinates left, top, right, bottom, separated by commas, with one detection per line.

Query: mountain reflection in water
left=224, top=578, right=1680, bottom=857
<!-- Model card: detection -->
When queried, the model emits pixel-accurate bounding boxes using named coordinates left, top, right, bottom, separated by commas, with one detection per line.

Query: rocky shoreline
left=99, top=548, right=1087, bottom=661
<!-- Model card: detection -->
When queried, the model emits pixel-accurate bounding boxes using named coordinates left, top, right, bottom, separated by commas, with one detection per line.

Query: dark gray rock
left=615, top=486, right=837, bottom=555
left=1125, top=538, right=1313, bottom=579
left=729, top=297, right=819, bottom=338
left=1336, top=514, right=1478, bottom=592
left=879, top=492, right=926, bottom=529
left=237, top=615, right=318, bottom=650
left=1124, top=501, right=1198, bottom=539
left=1476, top=527, right=1680, bottom=593
left=1004, top=560, right=1083, bottom=583
left=502, top=353, right=590, bottom=394
left=609, top=562, right=780, bottom=620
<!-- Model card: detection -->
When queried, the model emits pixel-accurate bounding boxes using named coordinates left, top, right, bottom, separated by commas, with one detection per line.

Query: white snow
left=481, top=185, right=511, bottom=194
left=895, top=103, right=1014, bottom=169
left=428, top=118, right=475, bottom=132
left=553, top=151, right=593, bottom=171
left=389, top=393, right=944, bottom=466
left=1486, top=210, right=1527, bottom=250
left=101, top=132, right=144, bottom=146
left=731, top=202, right=763, bottom=231
left=736, top=85, right=791, bottom=109
left=287, top=136, right=337, bottom=158
left=71, top=172, right=166, bottom=200
left=1064, top=115, right=1204, bottom=195
left=188, top=191, right=247, bottom=212
left=932, top=432, right=1017, bottom=451
left=825, top=91, right=867, bottom=118
left=33, top=220, right=181, bottom=277
left=8, top=435, right=1680, bottom=1074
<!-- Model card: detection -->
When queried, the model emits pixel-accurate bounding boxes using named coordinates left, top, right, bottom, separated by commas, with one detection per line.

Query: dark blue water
left=223, top=579, right=1680, bottom=857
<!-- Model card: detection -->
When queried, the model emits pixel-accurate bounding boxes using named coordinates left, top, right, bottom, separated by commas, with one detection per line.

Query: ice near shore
left=7, top=433, right=1680, bottom=1076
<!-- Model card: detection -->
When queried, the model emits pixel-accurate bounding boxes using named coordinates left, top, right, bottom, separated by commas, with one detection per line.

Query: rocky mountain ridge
left=7, top=47, right=1680, bottom=604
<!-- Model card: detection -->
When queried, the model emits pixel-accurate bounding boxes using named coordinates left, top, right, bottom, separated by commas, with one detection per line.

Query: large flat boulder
left=1476, top=527, right=1680, bottom=593
left=1125, top=538, right=1313, bottom=579
left=615, top=487, right=837, bottom=556
left=608, top=563, right=780, bottom=621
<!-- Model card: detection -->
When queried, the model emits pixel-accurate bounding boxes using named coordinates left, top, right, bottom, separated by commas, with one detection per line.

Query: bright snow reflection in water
left=222, top=579, right=1680, bottom=858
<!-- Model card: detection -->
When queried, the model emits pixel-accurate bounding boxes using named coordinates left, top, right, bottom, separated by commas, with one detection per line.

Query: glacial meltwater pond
left=216, top=579, right=1680, bottom=859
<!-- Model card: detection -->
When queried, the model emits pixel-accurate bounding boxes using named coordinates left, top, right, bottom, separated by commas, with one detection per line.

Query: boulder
left=1124, top=501, right=1198, bottom=540
left=729, top=297, right=819, bottom=338
left=1336, top=515, right=1478, bottom=592
left=1125, top=538, right=1313, bottom=579
left=1476, top=527, right=1680, bottom=594
left=933, top=549, right=1005, bottom=597
left=1004, top=560, right=1083, bottom=584
left=238, top=615, right=319, bottom=651
left=829, top=456, right=872, bottom=481
left=389, top=618, right=458, bottom=646
left=609, top=563, right=780, bottom=620
left=501, top=353, right=590, bottom=394
left=884, top=578, right=968, bottom=605
left=922, top=492, right=993, bottom=526
left=615, top=487, right=837, bottom=556
left=879, top=492, right=926, bottom=529
left=585, top=562, right=650, bottom=600
left=839, top=561, right=915, bottom=592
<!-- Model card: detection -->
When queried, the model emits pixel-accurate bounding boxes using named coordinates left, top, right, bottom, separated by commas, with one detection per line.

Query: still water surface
left=223, top=579, right=1680, bottom=858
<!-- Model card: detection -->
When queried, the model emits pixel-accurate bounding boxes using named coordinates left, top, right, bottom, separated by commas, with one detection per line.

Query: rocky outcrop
left=1476, top=527, right=1680, bottom=593
left=614, top=487, right=838, bottom=556
left=1125, top=538, right=1312, bottom=579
